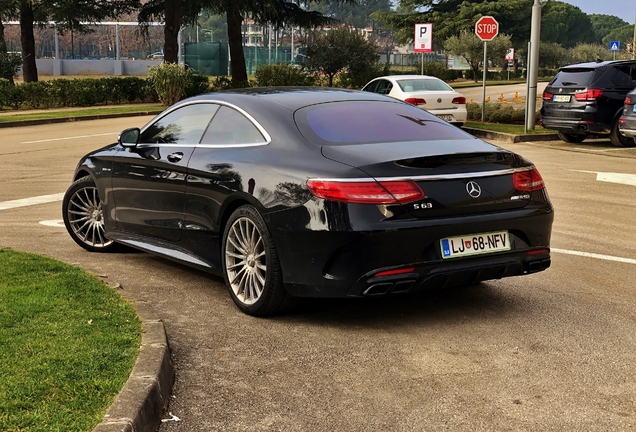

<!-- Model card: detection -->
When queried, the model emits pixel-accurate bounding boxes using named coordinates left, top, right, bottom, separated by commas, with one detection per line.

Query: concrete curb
left=0, top=110, right=163, bottom=129
left=462, top=127, right=559, bottom=143
left=92, top=301, right=174, bottom=432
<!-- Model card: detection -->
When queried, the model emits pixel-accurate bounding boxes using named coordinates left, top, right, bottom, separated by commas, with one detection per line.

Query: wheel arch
left=218, top=194, right=268, bottom=242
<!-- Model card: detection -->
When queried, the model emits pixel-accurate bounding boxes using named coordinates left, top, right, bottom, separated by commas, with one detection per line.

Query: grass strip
left=0, top=249, right=141, bottom=432
left=0, top=105, right=164, bottom=123
left=464, top=121, right=554, bottom=135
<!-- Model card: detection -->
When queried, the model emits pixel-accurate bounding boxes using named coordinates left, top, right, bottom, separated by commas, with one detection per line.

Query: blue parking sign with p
left=610, top=41, right=620, bottom=51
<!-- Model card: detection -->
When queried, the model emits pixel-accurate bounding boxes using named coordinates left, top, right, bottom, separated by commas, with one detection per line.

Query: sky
left=560, top=0, right=636, bottom=24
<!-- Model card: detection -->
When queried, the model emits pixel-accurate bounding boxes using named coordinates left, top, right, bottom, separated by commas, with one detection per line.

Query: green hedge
left=466, top=102, right=539, bottom=124
left=0, top=75, right=214, bottom=110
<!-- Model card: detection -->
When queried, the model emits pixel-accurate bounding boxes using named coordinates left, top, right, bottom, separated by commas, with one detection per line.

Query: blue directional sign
left=610, top=41, right=620, bottom=51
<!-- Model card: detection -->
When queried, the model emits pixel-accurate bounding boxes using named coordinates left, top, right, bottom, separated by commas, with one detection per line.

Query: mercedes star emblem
left=466, top=181, right=482, bottom=198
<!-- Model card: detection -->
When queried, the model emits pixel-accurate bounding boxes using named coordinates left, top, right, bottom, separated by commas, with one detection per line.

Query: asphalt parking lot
left=1, top=118, right=636, bottom=430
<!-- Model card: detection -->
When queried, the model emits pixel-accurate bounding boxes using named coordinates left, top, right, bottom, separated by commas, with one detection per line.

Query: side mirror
left=119, top=128, right=140, bottom=148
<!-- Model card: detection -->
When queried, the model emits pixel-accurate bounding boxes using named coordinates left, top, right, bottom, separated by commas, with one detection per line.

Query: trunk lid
left=321, top=140, right=531, bottom=218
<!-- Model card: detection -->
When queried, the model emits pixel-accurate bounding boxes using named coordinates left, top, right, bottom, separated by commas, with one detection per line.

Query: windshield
left=551, top=69, right=598, bottom=87
left=295, top=101, right=472, bottom=145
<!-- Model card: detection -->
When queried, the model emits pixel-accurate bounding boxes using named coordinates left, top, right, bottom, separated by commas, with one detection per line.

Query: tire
left=62, top=176, right=117, bottom=252
left=609, top=118, right=635, bottom=147
left=222, top=205, right=294, bottom=316
left=557, top=131, right=586, bottom=143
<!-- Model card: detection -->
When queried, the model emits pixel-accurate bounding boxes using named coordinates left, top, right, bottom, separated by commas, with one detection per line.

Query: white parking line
left=552, top=248, right=636, bottom=265
left=0, top=193, right=65, bottom=210
left=573, top=147, right=636, bottom=152
left=22, top=132, right=117, bottom=144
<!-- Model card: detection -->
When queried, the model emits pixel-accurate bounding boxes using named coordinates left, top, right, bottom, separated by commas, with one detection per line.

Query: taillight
left=625, top=96, right=631, bottom=104
left=452, top=96, right=466, bottom=104
left=374, top=267, right=416, bottom=277
left=574, top=88, right=603, bottom=101
left=306, top=179, right=424, bottom=204
left=542, top=91, right=553, bottom=101
left=404, top=97, right=426, bottom=105
left=512, top=168, right=545, bottom=192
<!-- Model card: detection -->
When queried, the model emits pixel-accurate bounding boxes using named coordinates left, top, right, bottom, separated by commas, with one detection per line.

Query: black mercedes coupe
left=63, top=88, right=553, bottom=316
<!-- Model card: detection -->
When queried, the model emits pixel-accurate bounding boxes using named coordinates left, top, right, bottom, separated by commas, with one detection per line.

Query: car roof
left=177, top=87, right=399, bottom=112
left=372, top=75, right=441, bottom=81
left=561, top=60, right=636, bottom=70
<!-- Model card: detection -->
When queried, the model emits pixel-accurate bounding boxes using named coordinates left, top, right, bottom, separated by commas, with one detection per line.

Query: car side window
left=200, top=106, right=266, bottom=145
left=376, top=80, right=393, bottom=95
left=611, top=66, right=631, bottom=87
left=140, top=104, right=219, bottom=144
left=362, top=81, right=379, bottom=93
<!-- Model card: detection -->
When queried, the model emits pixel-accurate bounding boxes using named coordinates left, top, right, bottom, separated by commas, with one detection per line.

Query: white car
left=362, top=75, right=467, bottom=126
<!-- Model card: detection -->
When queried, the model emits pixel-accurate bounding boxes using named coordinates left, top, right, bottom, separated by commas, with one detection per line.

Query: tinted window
left=551, top=69, right=597, bottom=86
left=140, top=104, right=219, bottom=144
left=397, top=79, right=453, bottom=92
left=200, top=106, right=266, bottom=145
left=362, top=81, right=379, bottom=92
left=611, top=66, right=633, bottom=86
left=295, top=101, right=471, bottom=145
left=376, top=80, right=393, bottom=94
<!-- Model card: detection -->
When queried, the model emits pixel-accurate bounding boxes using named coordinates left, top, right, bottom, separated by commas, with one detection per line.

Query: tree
left=537, top=42, right=567, bottom=69
left=142, top=1, right=352, bottom=83
left=540, top=1, right=594, bottom=48
left=305, top=26, right=379, bottom=86
left=443, top=30, right=511, bottom=81
left=9, top=0, right=140, bottom=82
left=589, top=14, right=628, bottom=45
left=0, top=19, right=22, bottom=85
left=602, top=24, right=635, bottom=47
left=309, top=0, right=392, bottom=29
left=568, top=43, right=611, bottom=63
left=374, top=0, right=532, bottom=49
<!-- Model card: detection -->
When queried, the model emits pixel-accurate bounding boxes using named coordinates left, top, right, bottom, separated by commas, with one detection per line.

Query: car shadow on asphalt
left=278, top=281, right=533, bottom=327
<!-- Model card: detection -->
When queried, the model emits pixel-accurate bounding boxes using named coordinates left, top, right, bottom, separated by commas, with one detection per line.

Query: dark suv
left=540, top=60, right=636, bottom=147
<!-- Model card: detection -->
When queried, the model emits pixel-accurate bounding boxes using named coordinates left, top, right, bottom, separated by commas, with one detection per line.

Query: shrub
left=184, top=74, right=211, bottom=98
left=0, top=83, right=23, bottom=109
left=466, top=102, right=539, bottom=124
left=148, top=62, right=193, bottom=105
left=209, top=76, right=255, bottom=92
left=254, top=63, right=316, bottom=87
left=339, top=62, right=391, bottom=89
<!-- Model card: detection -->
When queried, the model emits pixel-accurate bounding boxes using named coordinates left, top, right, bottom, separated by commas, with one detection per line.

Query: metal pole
left=481, top=41, right=487, bottom=122
left=633, top=10, right=636, bottom=60
left=54, top=26, right=59, bottom=59
left=525, top=41, right=531, bottom=134
left=421, top=52, right=424, bottom=75
left=115, top=24, right=120, bottom=60
left=526, top=0, right=542, bottom=130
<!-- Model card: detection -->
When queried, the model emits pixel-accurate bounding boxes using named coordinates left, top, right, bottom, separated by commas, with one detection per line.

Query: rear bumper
left=271, top=204, right=554, bottom=298
left=618, top=116, right=636, bottom=137
left=540, top=116, right=610, bottom=134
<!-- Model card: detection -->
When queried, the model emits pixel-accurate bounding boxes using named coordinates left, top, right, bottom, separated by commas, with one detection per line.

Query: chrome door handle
left=167, top=152, right=184, bottom=163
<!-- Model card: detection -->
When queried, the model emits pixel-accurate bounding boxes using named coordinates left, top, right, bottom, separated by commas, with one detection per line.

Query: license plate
left=436, top=114, right=453, bottom=121
left=632, top=105, right=636, bottom=112
left=440, top=231, right=510, bottom=259
left=552, top=95, right=571, bottom=103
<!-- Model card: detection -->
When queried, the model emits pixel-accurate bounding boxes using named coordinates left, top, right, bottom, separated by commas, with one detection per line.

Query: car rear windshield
left=396, top=79, right=453, bottom=92
left=551, top=68, right=598, bottom=87
left=294, top=101, right=472, bottom=145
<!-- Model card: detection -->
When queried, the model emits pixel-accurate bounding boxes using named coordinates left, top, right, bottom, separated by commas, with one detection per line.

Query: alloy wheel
left=66, top=186, right=113, bottom=249
left=225, top=217, right=267, bottom=305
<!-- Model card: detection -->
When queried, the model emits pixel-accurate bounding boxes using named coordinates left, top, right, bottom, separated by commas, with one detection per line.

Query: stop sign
left=475, top=16, right=499, bottom=41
